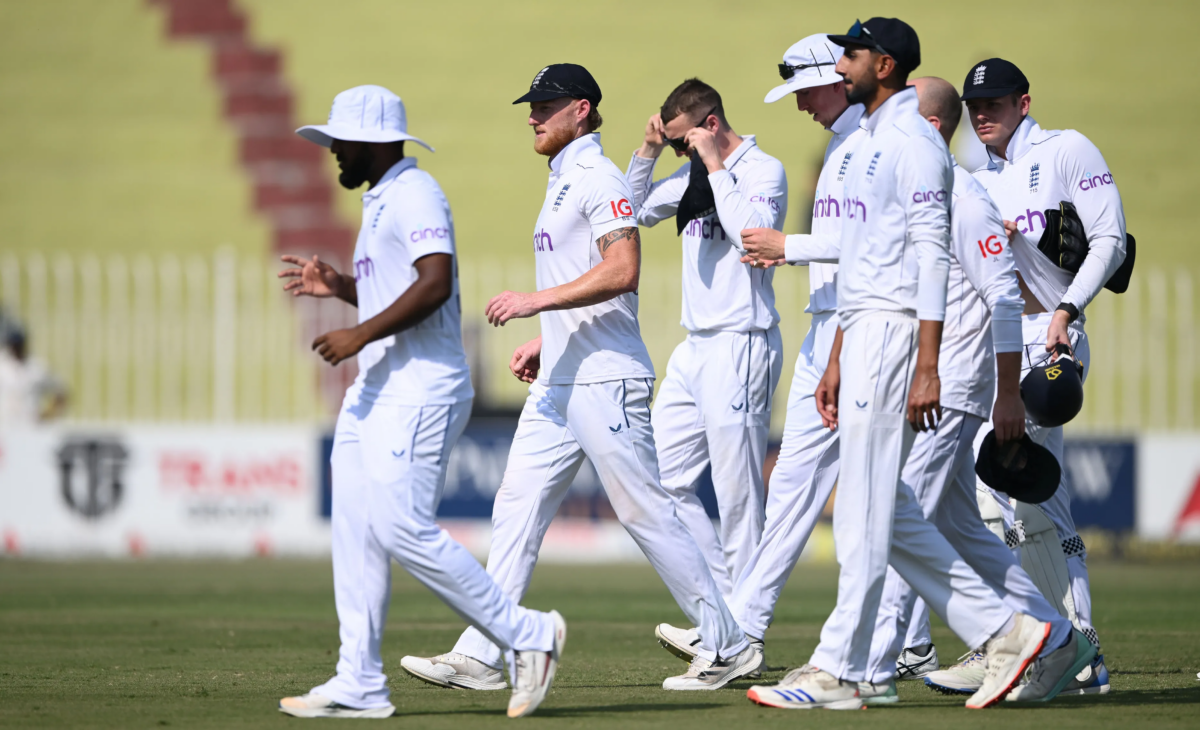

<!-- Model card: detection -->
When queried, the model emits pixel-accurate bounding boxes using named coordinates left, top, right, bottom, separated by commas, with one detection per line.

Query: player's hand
left=907, top=366, right=943, bottom=432
left=992, top=387, right=1026, bottom=444
left=637, top=113, right=667, bottom=159
left=279, top=254, right=344, bottom=298
left=1046, top=310, right=1072, bottom=357
left=1002, top=220, right=1019, bottom=243
left=312, top=327, right=366, bottom=366
left=685, top=127, right=722, bottom=173
left=815, top=362, right=841, bottom=431
left=509, top=336, right=543, bottom=383
left=740, top=254, right=786, bottom=269
left=741, top=228, right=787, bottom=263
left=486, top=291, right=543, bottom=326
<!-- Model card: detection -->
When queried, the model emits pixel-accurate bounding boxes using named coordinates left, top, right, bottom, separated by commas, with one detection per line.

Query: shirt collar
left=721, top=135, right=757, bottom=170
left=862, top=87, right=918, bottom=135
left=363, top=157, right=418, bottom=201
left=549, top=133, right=603, bottom=176
left=986, top=115, right=1041, bottom=168
left=829, top=103, right=866, bottom=138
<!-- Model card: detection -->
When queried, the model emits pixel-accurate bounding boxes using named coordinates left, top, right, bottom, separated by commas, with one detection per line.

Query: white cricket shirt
left=835, top=88, right=953, bottom=330
left=534, top=134, right=655, bottom=385
left=941, top=163, right=1024, bottom=419
left=971, top=116, right=1126, bottom=314
left=625, top=136, right=787, bottom=332
left=348, top=157, right=474, bottom=405
left=782, top=104, right=868, bottom=314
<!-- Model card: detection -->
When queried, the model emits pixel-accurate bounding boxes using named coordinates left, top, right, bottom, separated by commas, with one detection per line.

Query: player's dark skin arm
left=312, top=253, right=454, bottom=366
left=907, top=320, right=944, bottom=431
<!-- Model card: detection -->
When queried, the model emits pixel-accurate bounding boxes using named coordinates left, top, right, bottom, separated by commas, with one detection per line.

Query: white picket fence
left=0, top=250, right=1195, bottom=433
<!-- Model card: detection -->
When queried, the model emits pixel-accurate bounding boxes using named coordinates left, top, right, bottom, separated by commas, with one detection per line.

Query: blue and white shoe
left=1061, top=654, right=1111, bottom=695
left=924, top=651, right=986, bottom=695
left=746, top=665, right=863, bottom=710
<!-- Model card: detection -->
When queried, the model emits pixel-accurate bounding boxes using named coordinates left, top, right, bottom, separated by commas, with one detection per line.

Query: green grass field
left=2, top=559, right=1197, bottom=728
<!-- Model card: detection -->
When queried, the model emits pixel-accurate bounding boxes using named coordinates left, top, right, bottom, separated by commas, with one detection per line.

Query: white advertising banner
left=1137, top=434, right=1200, bottom=542
left=0, top=425, right=329, bottom=557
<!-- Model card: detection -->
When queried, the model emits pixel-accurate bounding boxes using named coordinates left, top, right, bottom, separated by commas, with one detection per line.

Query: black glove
left=1104, top=232, right=1135, bottom=294
left=1037, top=201, right=1088, bottom=273
left=675, top=150, right=716, bottom=235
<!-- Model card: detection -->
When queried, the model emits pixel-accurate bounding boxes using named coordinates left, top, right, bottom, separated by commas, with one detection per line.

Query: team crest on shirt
left=866, top=151, right=882, bottom=181
left=552, top=183, right=571, bottom=212
left=1029, top=163, right=1040, bottom=193
left=837, top=152, right=852, bottom=181
left=370, top=203, right=387, bottom=231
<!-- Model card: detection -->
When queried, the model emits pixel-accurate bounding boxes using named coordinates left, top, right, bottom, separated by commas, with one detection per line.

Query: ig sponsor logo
left=609, top=198, right=634, bottom=218
left=977, top=234, right=1004, bottom=258
left=533, top=228, right=554, bottom=252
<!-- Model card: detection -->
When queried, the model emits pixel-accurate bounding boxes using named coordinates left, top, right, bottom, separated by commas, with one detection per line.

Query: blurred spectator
left=0, top=315, right=67, bottom=426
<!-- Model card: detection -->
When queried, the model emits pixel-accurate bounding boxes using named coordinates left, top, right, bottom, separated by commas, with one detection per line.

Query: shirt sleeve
left=708, top=157, right=788, bottom=251
left=1058, top=131, right=1127, bottom=312
left=390, top=183, right=456, bottom=262
left=896, top=136, right=953, bottom=322
left=952, top=191, right=1024, bottom=353
left=583, top=170, right=639, bottom=242
left=784, top=233, right=841, bottom=264
left=625, top=153, right=688, bottom=229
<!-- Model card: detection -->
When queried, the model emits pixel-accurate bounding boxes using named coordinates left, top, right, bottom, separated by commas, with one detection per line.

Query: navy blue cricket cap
left=828, top=18, right=921, bottom=74
left=975, top=431, right=1061, bottom=504
left=961, top=58, right=1030, bottom=100
left=513, top=64, right=602, bottom=107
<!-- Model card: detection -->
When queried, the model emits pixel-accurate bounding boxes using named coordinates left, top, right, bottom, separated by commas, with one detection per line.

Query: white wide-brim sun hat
left=764, top=34, right=845, bottom=103
left=296, top=84, right=434, bottom=152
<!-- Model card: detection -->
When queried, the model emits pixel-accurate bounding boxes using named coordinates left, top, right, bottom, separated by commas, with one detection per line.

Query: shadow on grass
left=1000, top=687, right=1200, bottom=709
left=397, top=702, right=722, bottom=718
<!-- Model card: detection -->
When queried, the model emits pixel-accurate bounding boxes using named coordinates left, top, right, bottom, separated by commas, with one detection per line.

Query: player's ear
left=1017, top=93, right=1031, bottom=115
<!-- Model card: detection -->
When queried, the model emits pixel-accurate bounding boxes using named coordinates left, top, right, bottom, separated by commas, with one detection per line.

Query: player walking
left=743, top=19, right=1081, bottom=710
left=276, top=85, right=565, bottom=719
left=401, top=64, right=759, bottom=692
left=923, top=57, right=1125, bottom=696
left=624, top=79, right=787, bottom=606
left=857, top=76, right=1095, bottom=705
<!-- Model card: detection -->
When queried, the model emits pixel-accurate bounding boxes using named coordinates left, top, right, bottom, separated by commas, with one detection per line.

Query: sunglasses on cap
left=843, top=19, right=890, bottom=57
left=778, top=44, right=838, bottom=81
left=663, top=106, right=718, bottom=152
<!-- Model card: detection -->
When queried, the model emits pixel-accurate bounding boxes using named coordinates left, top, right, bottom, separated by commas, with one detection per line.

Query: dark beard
left=337, top=154, right=371, bottom=190
left=845, top=77, right=875, bottom=107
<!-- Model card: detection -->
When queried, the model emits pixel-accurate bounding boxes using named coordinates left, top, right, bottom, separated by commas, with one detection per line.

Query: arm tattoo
left=597, top=227, right=640, bottom=254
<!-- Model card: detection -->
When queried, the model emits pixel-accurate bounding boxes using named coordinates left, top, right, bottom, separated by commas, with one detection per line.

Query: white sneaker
left=400, top=652, right=507, bottom=690
left=746, top=665, right=864, bottom=710
left=966, top=613, right=1050, bottom=709
left=896, top=644, right=939, bottom=680
left=507, top=610, right=567, bottom=718
left=1006, top=629, right=1099, bottom=703
left=662, top=643, right=760, bottom=691
left=655, top=623, right=702, bottom=662
left=278, top=693, right=395, bottom=718
left=857, top=678, right=899, bottom=705
left=747, top=637, right=765, bottom=680
left=924, top=651, right=986, bottom=694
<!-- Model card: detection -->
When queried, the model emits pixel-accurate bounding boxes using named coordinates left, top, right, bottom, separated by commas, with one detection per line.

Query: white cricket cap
left=764, top=34, right=844, bottom=103
left=296, top=85, right=434, bottom=152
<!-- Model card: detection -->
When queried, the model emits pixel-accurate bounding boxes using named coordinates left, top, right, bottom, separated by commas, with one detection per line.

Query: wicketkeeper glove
left=1036, top=201, right=1088, bottom=273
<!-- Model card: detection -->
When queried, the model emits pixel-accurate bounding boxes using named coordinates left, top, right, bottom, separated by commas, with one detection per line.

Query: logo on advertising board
left=57, top=437, right=129, bottom=519
left=1061, top=439, right=1135, bottom=531
left=158, top=449, right=304, bottom=523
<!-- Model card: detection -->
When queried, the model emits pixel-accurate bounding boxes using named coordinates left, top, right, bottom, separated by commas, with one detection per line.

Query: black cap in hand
left=513, top=64, right=602, bottom=107
left=828, top=18, right=921, bottom=74
left=961, top=58, right=1030, bottom=100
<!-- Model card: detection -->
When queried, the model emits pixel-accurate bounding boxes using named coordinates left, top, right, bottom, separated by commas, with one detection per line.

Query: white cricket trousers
left=313, top=397, right=556, bottom=710
left=808, top=313, right=1014, bottom=682
left=729, top=312, right=839, bottom=639
left=652, top=327, right=783, bottom=600
left=863, top=408, right=1073, bottom=684
left=452, top=379, right=749, bottom=668
left=977, top=310, right=1100, bottom=649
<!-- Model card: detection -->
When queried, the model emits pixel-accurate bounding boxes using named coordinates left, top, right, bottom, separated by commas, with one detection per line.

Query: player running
left=857, top=76, right=1095, bottom=706
left=742, top=18, right=1082, bottom=710
left=276, top=85, right=565, bottom=720
left=624, top=79, right=787, bottom=607
left=401, top=64, right=759, bottom=693
left=921, top=57, right=1126, bottom=697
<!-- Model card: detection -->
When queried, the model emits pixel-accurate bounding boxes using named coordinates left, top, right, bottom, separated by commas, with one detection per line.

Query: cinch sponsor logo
left=354, top=256, right=374, bottom=281
left=750, top=195, right=780, bottom=212
left=410, top=227, right=450, bottom=243
left=844, top=196, right=867, bottom=222
left=977, top=234, right=1004, bottom=258
left=1014, top=208, right=1047, bottom=236
left=533, top=228, right=554, bottom=252
left=814, top=192, right=841, bottom=219
left=1079, top=171, right=1114, bottom=191
left=912, top=188, right=948, bottom=204
left=683, top=216, right=727, bottom=241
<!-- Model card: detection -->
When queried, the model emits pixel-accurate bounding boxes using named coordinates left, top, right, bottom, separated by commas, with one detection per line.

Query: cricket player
left=401, top=64, right=759, bottom=692
left=624, top=78, right=787, bottom=604
left=742, top=18, right=1079, bottom=710
left=923, top=57, right=1124, bottom=696
left=653, top=33, right=860, bottom=671
left=858, top=76, right=1095, bottom=705
left=276, top=85, right=565, bottom=720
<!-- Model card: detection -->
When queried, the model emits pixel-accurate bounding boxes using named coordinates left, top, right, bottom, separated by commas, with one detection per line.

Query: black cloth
left=675, top=151, right=716, bottom=235
left=828, top=17, right=920, bottom=74
left=960, top=58, right=1029, bottom=100
left=513, top=63, right=602, bottom=107
left=975, top=431, right=1061, bottom=504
